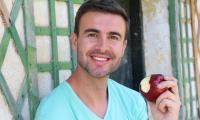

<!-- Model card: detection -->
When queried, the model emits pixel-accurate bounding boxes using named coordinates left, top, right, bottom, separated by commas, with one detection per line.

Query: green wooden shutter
left=0, top=0, right=31, bottom=120
left=0, top=0, right=84, bottom=120
left=169, top=0, right=199, bottom=119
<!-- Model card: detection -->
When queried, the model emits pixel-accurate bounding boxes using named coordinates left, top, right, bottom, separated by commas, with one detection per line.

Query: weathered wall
left=1, top=0, right=190, bottom=119
left=0, top=0, right=81, bottom=119
left=34, top=1, right=80, bottom=98
left=142, top=0, right=173, bottom=76
left=0, top=0, right=26, bottom=119
left=142, top=0, right=173, bottom=119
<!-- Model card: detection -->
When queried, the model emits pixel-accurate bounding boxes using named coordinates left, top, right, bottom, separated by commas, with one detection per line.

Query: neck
left=67, top=66, right=109, bottom=118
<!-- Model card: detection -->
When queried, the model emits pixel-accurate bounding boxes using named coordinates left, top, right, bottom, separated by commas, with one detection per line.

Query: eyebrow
left=84, top=28, right=99, bottom=33
left=84, top=28, right=122, bottom=38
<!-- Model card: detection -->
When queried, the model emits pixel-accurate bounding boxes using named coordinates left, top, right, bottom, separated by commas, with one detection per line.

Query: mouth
left=90, top=54, right=112, bottom=65
left=92, top=56, right=110, bottom=61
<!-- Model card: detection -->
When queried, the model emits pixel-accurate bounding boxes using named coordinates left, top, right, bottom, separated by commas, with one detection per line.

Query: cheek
left=113, top=45, right=126, bottom=57
left=77, top=41, right=93, bottom=54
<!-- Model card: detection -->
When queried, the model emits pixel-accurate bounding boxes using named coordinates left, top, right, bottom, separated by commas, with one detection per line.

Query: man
left=35, top=0, right=181, bottom=120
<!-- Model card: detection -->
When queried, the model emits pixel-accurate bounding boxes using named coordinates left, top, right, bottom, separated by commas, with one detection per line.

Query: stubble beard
left=77, top=48, right=122, bottom=78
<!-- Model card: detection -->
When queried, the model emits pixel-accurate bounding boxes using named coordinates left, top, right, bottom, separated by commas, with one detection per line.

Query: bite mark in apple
left=140, top=74, right=168, bottom=102
left=140, top=76, right=150, bottom=93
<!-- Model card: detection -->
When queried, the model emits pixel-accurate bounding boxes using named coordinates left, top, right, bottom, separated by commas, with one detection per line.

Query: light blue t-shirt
left=35, top=79, right=148, bottom=120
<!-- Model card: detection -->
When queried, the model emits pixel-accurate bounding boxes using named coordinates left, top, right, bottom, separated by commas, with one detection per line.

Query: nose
left=95, top=35, right=109, bottom=52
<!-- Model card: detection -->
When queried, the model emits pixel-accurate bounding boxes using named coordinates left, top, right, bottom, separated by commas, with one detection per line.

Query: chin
left=90, top=71, right=110, bottom=79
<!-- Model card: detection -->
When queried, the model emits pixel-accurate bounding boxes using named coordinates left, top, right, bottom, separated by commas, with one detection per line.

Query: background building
left=0, top=0, right=199, bottom=119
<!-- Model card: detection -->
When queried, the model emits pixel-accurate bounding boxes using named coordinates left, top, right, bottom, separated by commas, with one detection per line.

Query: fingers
left=156, top=90, right=181, bottom=112
left=156, top=76, right=181, bottom=113
left=157, top=98, right=179, bottom=113
left=158, top=76, right=179, bottom=96
left=156, top=90, right=177, bottom=105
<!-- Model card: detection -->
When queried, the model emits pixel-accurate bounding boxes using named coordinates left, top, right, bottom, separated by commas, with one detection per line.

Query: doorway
left=110, top=0, right=145, bottom=91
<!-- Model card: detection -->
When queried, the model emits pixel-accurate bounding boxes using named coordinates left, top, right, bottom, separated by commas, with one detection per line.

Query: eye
left=87, top=33, right=98, bottom=38
left=109, top=35, right=120, bottom=41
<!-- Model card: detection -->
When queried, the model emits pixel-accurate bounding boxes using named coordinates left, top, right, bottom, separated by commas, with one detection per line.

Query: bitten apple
left=140, top=74, right=168, bottom=102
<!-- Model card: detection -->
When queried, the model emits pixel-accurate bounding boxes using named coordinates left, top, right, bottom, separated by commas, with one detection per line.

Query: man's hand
left=149, top=76, right=181, bottom=120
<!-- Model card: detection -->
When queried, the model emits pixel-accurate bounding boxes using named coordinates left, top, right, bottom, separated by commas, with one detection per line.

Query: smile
left=93, top=56, right=108, bottom=61
left=90, top=55, right=111, bottom=63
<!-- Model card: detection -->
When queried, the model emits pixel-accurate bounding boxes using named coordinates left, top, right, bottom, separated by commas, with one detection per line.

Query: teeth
left=93, top=56, right=107, bottom=61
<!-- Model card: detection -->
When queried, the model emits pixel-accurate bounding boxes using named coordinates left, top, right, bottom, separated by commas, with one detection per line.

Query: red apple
left=140, top=74, right=168, bottom=102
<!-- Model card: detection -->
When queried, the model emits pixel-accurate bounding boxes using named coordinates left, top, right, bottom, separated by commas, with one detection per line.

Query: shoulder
left=35, top=82, right=70, bottom=120
left=108, top=79, right=143, bottom=99
left=108, top=79, right=148, bottom=118
left=41, top=81, right=69, bottom=104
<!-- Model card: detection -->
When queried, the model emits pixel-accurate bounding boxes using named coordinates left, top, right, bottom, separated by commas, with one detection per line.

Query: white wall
left=0, top=0, right=81, bottom=119
left=142, top=0, right=173, bottom=76
left=0, top=0, right=179, bottom=119
left=0, top=0, right=26, bottom=119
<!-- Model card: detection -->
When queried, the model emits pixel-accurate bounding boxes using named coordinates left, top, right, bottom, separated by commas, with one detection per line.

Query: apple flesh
left=140, top=74, right=168, bottom=102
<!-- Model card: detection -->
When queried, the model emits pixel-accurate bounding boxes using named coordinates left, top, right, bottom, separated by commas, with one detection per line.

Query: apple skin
left=140, top=74, right=168, bottom=102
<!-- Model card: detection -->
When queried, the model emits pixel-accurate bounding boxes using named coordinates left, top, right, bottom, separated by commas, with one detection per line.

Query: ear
left=71, top=32, right=78, bottom=51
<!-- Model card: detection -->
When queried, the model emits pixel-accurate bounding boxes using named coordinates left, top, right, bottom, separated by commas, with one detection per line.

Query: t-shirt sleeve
left=34, top=98, right=50, bottom=120
left=34, top=97, right=60, bottom=120
left=136, top=96, right=148, bottom=120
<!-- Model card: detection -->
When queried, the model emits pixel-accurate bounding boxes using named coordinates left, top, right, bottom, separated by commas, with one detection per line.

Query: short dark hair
left=74, top=0, right=129, bottom=40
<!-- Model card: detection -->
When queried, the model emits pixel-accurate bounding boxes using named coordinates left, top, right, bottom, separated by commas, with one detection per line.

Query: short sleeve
left=136, top=97, right=148, bottom=120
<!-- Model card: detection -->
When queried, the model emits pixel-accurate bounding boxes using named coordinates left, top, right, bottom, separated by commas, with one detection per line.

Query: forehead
left=79, top=11, right=126, bottom=34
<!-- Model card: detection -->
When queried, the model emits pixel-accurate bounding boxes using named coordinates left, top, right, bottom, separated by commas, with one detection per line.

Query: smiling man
left=35, top=0, right=181, bottom=120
